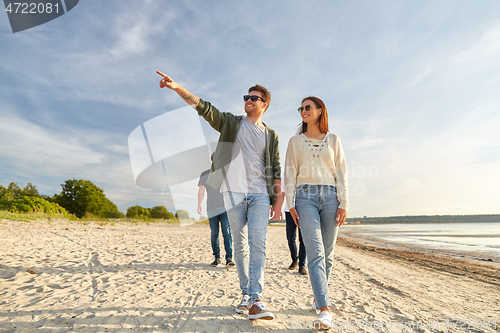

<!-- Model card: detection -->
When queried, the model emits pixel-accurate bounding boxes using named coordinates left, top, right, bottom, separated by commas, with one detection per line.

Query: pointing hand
left=157, top=71, right=179, bottom=90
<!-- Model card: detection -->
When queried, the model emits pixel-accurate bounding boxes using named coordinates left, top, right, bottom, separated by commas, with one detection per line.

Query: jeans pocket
left=296, top=185, right=309, bottom=195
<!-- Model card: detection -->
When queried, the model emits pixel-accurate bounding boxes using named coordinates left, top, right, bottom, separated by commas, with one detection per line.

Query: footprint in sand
left=47, top=283, right=65, bottom=289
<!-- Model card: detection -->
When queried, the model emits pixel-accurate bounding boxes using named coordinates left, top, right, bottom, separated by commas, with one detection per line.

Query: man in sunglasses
left=157, top=71, right=282, bottom=321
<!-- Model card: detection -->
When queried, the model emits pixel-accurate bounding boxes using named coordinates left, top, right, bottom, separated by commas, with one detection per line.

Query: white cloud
left=453, top=23, right=500, bottom=65
left=413, top=68, right=432, bottom=86
left=0, top=109, right=133, bottom=191
left=0, top=113, right=103, bottom=172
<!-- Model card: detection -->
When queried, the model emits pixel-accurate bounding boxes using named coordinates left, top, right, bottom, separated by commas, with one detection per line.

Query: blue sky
left=1, top=1, right=499, bottom=219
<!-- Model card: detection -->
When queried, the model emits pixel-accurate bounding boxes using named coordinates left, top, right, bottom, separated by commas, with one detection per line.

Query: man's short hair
left=248, top=84, right=271, bottom=112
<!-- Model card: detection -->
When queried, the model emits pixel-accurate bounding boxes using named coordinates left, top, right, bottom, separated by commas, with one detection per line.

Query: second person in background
left=198, top=153, right=234, bottom=268
left=280, top=173, right=307, bottom=275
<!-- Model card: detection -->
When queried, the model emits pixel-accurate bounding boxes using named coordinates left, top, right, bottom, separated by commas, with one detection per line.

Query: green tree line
left=126, top=205, right=175, bottom=220
left=1, top=180, right=178, bottom=221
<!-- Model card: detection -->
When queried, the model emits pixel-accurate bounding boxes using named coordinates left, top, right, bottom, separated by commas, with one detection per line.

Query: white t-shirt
left=220, top=117, right=268, bottom=194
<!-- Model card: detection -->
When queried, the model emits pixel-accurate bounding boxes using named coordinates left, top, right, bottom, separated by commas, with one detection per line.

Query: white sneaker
left=313, top=310, right=332, bottom=330
left=235, top=294, right=250, bottom=315
left=312, top=300, right=317, bottom=311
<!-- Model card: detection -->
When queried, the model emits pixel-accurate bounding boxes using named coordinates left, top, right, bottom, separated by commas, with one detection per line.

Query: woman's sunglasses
left=243, top=95, right=265, bottom=102
left=297, top=105, right=311, bottom=113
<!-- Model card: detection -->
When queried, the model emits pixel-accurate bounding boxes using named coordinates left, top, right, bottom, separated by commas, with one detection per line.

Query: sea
left=342, top=222, right=500, bottom=255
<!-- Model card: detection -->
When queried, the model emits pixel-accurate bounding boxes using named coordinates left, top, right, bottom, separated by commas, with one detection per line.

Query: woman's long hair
left=298, top=96, right=329, bottom=134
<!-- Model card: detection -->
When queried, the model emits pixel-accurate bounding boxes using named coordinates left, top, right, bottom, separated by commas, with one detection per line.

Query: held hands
left=157, top=71, right=179, bottom=90
left=270, top=205, right=282, bottom=221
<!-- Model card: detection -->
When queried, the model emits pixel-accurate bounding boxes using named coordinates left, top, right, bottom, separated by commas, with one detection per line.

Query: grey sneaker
left=288, top=259, right=299, bottom=270
left=210, top=257, right=221, bottom=267
left=248, top=300, right=274, bottom=320
left=235, top=294, right=250, bottom=315
left=226, top=258, right=235, bottom=268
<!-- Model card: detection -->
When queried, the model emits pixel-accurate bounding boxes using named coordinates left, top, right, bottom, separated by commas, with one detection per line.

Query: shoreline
left=1, top=219, right=499, bottom=332
left=336, top=237, right=500, bottom=287
left=338, top=226, right=500, bottom=272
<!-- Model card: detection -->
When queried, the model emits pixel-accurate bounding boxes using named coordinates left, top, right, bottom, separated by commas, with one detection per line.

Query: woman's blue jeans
left=209, top=211, right=232, bottom=260
left=295, top=185, right=340, bottom=309
left=223, top=192, right=270, bottom=302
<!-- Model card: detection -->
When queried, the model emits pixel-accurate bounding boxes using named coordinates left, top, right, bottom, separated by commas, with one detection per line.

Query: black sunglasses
left=244, top=95, right=265, bottom=103
left=298, top=105, right=311, bottom=113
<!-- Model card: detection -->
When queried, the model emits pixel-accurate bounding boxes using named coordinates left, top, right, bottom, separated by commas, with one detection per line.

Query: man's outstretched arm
left=157, top=71, right=200, bottom=108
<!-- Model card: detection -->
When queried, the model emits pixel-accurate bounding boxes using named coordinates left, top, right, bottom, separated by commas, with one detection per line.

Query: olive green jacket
left=196, top=99, right=281, bottom=205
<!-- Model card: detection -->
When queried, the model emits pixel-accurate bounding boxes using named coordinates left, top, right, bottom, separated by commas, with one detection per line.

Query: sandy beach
left=0, top=219, right=499, bottom=332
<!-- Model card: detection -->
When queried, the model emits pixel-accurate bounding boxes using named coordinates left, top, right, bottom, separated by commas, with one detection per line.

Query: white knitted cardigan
left=284, top=133, right=349, bottom=210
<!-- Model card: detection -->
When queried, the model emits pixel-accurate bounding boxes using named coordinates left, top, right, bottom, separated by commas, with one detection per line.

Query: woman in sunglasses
left=284, top=96, right=348, bottom=329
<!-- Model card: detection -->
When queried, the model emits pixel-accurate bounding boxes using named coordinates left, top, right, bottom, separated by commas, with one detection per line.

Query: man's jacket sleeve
left=196, top=99, right=228, bottom=133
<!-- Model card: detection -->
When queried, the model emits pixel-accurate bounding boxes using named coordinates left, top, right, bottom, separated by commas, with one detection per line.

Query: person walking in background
left=280, top=174, right=307, bottom=275
left=157, top=71, right=282, bottom=321
left=284, top=96, right=348, bottom=329
left=198, top=154, right=234, bottom=268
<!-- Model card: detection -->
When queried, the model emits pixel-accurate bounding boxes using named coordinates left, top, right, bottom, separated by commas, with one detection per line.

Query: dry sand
left=0, top=219, right=499, bottom=332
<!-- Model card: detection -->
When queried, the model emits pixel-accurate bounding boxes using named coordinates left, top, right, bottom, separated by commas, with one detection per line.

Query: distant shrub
left=54, top=179, right=124, bottom=219
left=0, top=182, right=40, bottom=201
left=126, top=205, right=151, bottom=220
left=126, top=205, right=175, bottom=221
left=81, top=212, right=104, bottom=221
left=150, top=206, right=175, bottom=219
left=0, top=196, right=71, bottom=217
left=175, top=209, right=189, bottom=220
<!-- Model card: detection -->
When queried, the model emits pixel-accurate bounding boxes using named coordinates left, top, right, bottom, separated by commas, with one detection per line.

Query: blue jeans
left=285, top=212, right=306, bottom=267
left=223, top=192, right=270, bottom=302
left=295, top=185, right=340, bottom=309
left=209, top=211, right=232, bottom=260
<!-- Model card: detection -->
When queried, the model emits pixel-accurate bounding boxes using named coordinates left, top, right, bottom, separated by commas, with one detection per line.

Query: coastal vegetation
left=0, top=182, right=74, bottom=220
left=126, top=205, right=175, bottom=221
left=0, top=180, right=183, bottom=223
left=174, top=209, right=190, bottom=220
left=53, top=179, right=124, bottom=219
